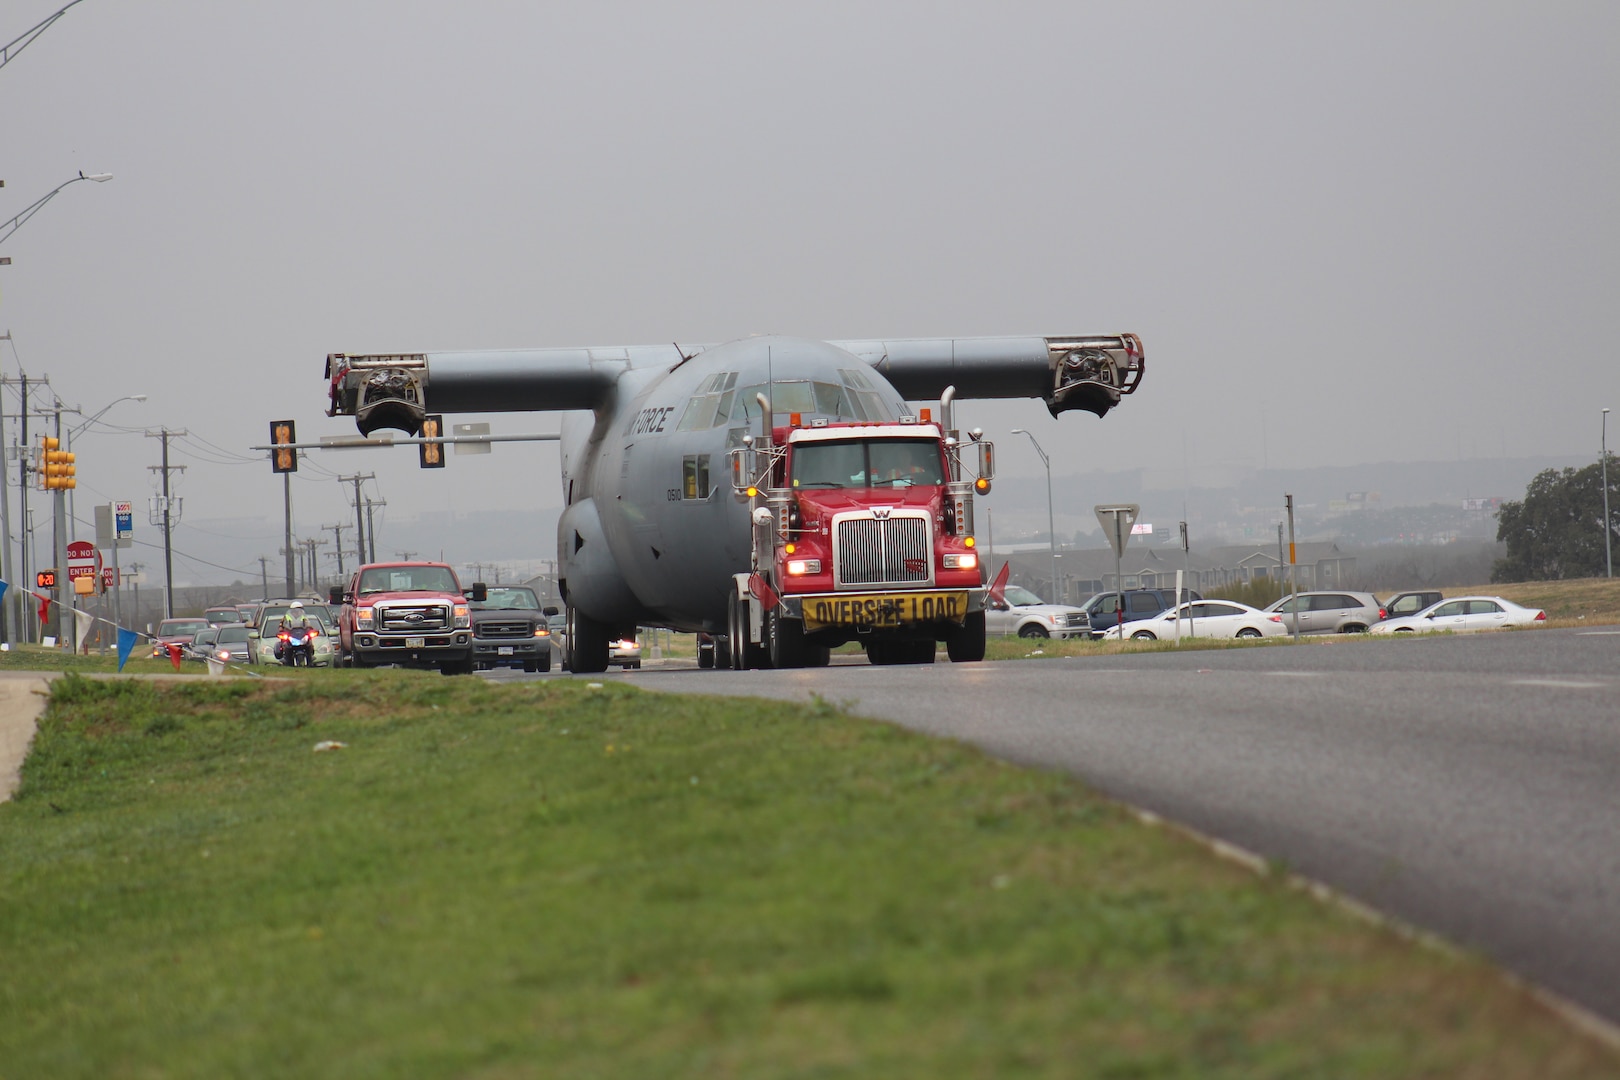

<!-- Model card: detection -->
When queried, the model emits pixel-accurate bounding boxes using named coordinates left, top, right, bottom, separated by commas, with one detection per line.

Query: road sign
left=66, top=540, right=100, bottom=581
left=116, top=500, right=133, bottom=540
left=100, top=567, right=118, bottom=589
left=1094, top=504, right=1140, bottom=558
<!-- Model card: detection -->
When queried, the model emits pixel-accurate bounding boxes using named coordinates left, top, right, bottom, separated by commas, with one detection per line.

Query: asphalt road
left=509, top=628, right=1620, bottom=1023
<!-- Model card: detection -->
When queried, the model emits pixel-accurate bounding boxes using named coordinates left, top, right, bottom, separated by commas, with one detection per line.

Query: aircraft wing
left=324, top=333, right=1142, bottom=436
left=831, top=334, right=1144, bottom=418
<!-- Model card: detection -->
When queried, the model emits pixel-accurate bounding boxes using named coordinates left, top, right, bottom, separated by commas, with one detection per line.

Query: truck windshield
left=790, top=438, right=943, bottom=489
left=357, top=566, right=459, bottom=595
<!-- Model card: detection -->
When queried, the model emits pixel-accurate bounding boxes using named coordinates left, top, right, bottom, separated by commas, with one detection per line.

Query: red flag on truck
left=987, top=562, right=1010, bottom=606
left=748, top=573, right=781, bottom=612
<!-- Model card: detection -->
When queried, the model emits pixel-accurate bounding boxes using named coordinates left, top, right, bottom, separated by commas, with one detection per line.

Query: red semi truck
left=722, top=392, right=995, bottom=668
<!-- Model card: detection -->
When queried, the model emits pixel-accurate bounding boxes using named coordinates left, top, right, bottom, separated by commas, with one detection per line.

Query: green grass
left=1, top=674, right=1615, bottom=1078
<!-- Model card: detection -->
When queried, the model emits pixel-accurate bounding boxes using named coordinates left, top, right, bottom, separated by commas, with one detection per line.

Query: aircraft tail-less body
left=323, top=333, right=1143, bottom=672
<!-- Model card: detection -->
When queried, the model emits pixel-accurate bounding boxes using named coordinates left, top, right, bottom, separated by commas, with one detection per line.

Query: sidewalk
left=0, top=672, right=53, bottom=802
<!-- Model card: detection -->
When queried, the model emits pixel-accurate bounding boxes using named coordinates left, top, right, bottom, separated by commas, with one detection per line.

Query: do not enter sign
left=66, top=540, right=100, bottom=582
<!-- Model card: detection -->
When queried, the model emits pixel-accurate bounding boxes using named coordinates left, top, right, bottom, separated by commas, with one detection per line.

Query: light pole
left=1604, top=408, right=1612, bottom=579
left=1, top=0, right=90, bottom=72
left=0, top=171, right=113, bottom=247
left=1010, top=428, right=1059, bottom=603
left=65, top=393, right=146, bottom=530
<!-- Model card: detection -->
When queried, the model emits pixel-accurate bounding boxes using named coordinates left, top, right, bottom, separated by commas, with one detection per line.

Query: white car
left=984, top=585, right=1092, bottom=639
left=1369, top=596, right=1547, bottom=635
left=1115, top=600, right=1287, bottom=641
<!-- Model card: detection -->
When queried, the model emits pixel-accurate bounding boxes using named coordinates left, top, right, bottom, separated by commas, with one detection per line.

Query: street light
left=1, top=0, right=90, bottom=72
left=65, top=393, right=147, bottom=529
left=1604, top=408, right=1612, bottom=579
left=1010, top=428, right=1059, bottom=603
left=0, top=171, right=114, bottom=247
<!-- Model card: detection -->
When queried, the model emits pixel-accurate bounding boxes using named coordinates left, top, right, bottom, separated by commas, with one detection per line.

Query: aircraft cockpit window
left=676, top=372, right=740, bottom=431
left=790, top=438, right=943, bottom=489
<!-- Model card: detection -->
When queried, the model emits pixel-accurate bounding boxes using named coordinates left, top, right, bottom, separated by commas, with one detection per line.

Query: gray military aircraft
left=323, top=333, right=1143, bottom=672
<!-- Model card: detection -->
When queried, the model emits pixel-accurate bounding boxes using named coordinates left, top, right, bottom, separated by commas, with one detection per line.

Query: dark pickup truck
left=1083, top=588, right=1203, bottom=639
left=470, top=585, right=555, bottom=673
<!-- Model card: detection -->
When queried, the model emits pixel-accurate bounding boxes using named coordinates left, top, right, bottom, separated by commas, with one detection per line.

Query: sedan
left=610, top=634, right=642, bottom=670
left=1115, top=600, right=1288, bottom=642
left=1369, top=596, right=1547, bottom=635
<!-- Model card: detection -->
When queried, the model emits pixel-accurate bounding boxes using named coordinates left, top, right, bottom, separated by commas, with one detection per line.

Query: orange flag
left=167, top=643, right=183, bottom=671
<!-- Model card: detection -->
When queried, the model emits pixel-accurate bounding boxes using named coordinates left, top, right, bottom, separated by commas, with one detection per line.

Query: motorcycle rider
left=276, top=601, right=314, bottom=663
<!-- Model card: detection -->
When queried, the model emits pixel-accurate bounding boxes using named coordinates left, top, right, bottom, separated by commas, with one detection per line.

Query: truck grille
left=376, top=602, right=452, bottom=633
left=476, top=619, right=534, bottom=640
left=834, top=512, right=933, bottom=588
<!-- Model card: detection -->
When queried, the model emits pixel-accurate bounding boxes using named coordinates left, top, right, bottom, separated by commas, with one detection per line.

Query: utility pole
left=395, top=550, right=417, bottom=561
left=0, top=348, right=13, bottom=644
left=283, top=468, right=295, bottom=596
left=128, top=561, right=144, bottom=632
left=364, top=496, right=385, bottom=563
left=303, top=537, right=323, bottom=591
left=1285, top=494, right=1299, bottom=643
left=324, top=523, right=351, bottom=582
left=145, top=428, right=186, bottom=618
left=51, top=398, right=70, bottom=647
left=338, top=473, right=374, bottom=569
left=257, top=555, right=270, bottom=599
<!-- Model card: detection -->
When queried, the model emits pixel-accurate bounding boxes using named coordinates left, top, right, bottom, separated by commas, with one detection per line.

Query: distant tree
left=1492, top=458, right=1617, bottom=581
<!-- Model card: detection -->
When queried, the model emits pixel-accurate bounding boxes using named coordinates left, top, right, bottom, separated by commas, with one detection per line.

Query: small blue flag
left=0, top=580, right=8, bottom=606
left=117, top=627, right=139, bottom=672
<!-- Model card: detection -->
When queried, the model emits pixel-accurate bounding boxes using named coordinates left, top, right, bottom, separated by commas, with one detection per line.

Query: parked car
left=1381, top=590, right=1444, bottom=620
left=1369, top=596, right=1547, bottom=635
left=1115, top=600, right=1288, bottom=642
left=152, top=617, right=210, bottom=658
left=984, top=585, right=1091, bottom=639
left=469, top=586, right=553, bottom=673
left=203, top=606, right=246, bottom=627
left=1264, top=591, right=1384, bottom=634
left=1084, top=588, right=1203, bottom=639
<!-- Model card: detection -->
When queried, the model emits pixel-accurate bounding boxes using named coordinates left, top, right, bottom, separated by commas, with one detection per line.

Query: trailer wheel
left=945, top=611, right=986, bottom=662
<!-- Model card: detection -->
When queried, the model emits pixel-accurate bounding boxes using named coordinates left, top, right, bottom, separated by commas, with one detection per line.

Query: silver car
left=1264, top=591, right=1384, bottom=634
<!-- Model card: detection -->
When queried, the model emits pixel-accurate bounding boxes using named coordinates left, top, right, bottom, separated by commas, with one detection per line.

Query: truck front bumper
left=351, top=631, right=472, bottom=667
left=781, top=588, right=986, bottom=632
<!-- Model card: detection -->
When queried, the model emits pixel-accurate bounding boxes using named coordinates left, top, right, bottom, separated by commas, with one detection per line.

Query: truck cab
left=724, top=400, right=994, bottom=667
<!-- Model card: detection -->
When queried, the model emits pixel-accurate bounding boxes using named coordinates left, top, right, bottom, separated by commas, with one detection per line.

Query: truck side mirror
left=543, top=606, right=559, bottom=616
left=469, top=582, right=488, bottom=602
left=328, top=586, right=343, bottom=605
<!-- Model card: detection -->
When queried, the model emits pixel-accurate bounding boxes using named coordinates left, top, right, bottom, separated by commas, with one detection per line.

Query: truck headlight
left=356, top=606, right=374, bottom=631
left=943, top=553, right=978, bottom=570
left=453, top=604, right=471, bottom=628
left=534, top=627, right=550, bottom=638
left=786, top=559, right=822, bottom=576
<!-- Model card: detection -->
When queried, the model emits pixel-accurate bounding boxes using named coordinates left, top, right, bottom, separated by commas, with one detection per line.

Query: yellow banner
left=801, top=591, right=969, bottom=631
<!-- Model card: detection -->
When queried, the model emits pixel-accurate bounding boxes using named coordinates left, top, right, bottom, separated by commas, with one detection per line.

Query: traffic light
left=420, top=414, right=445, bottom=468
left=36, top=569, right=57, bottom=590
left=40, top=437, right=75, bottom=490
left=270, top=420, right=298, bottom=473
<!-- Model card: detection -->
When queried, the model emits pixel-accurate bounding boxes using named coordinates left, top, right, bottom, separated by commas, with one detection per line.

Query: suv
left=1084, top=588, right=1203, bottom=639
left=331, top=562, right=486, bottom=675
left=1382, top=590, right=1444, bottom=620
left=1264, top=591, right=1384, bottom=634
left=470, top=586, right=554, bottom=673
left=984, top=585, right=1091, bottom=639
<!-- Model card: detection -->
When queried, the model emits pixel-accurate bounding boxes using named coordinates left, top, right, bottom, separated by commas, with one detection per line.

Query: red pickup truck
left=330, top=561, right=486, bottom=674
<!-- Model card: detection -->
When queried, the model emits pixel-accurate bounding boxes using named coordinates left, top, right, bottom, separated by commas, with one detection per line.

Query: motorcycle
left=276, top=624, right=317, bottom=667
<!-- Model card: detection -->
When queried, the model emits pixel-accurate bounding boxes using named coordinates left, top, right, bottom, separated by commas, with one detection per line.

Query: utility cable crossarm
left=0, top=0, right=88, bottom=72
left=0, top=170, right=113, bottom=247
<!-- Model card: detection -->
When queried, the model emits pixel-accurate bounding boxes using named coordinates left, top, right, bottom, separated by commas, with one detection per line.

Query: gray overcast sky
left=4, top=1, right=1616, bottom=574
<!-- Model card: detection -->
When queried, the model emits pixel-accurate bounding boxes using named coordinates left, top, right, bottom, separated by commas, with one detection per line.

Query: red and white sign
left=66, top=540, right=101, bottom=581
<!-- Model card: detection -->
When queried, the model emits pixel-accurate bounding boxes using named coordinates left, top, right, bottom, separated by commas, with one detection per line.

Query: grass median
left=1, top=672, right=1614, bottom=1078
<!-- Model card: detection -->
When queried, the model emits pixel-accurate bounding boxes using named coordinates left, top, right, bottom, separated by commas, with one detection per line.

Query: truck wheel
left=697, top=649, right=715, bottom=669
left=568, top=606, right=611, bottom=674
left=728, top=594, right=770, bottom=670
left=945, top=612, right=986, bottom=662
left=1018, top=623, right=1049, bottom=639
left=806, top=644, right=831, bottom=667
left=767, top=607, right=808, bottom=668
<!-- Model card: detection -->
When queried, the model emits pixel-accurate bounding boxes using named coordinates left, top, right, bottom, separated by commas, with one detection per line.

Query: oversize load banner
left=802, top=591, right=968, bottom=631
